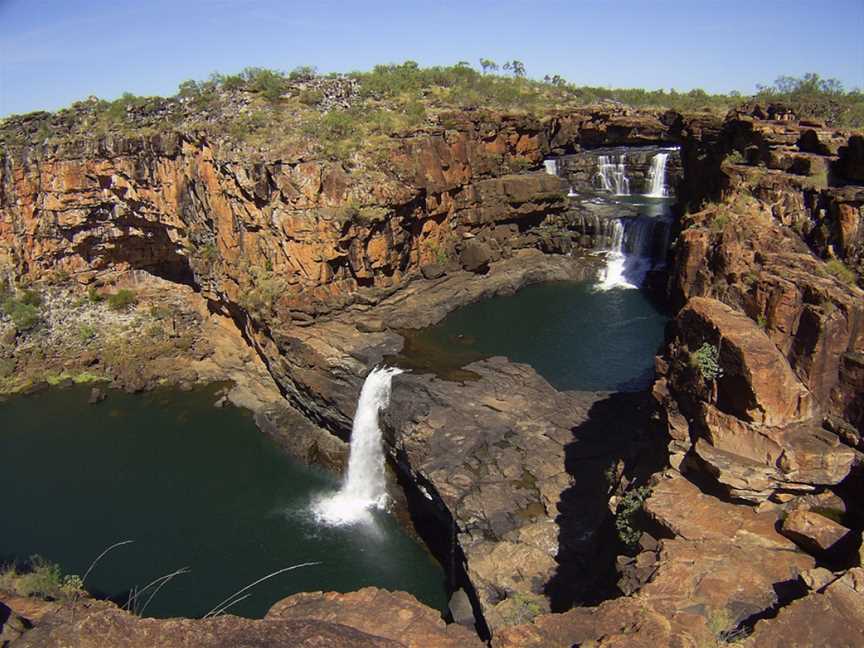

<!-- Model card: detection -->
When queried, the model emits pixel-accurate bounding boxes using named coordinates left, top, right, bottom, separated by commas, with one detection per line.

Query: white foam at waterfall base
left=645, top=152, right=670, bottom=197
left=596, top=219, right=655, bottom=291
left=312, top=366, right=403, bottom=526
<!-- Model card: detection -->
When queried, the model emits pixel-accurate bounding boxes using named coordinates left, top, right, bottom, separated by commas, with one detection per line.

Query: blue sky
left=1, top=0, right=862, bottom=117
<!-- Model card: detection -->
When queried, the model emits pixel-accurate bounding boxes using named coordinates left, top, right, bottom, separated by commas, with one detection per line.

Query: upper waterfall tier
left=544, top=146, right=682, bottom=198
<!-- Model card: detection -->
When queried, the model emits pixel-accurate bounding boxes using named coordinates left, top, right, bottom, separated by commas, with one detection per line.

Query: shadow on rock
left=544, top=391, right=667, bottom=612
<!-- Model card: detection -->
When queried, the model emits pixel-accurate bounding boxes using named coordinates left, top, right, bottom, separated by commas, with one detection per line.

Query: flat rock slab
left=269, top=587, right=482, bottom=648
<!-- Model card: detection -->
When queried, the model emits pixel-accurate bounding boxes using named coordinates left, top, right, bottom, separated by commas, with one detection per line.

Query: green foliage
left=288, top=65, right=317, bottom=81
left=0, top=556, right=85, bottom=600
left=238, top=266, right=286, bottom=319
left=0, top=357, right=16, bottom=379
left=78, top=323, right=97, bottom=342
left=711, top=214, right=730, bottom=232
left=825, top=258, right=857, bottom=286
left=149, top=304, right=173, bottom=320
left=107, top=289, right=138, bottom=312
left=2, top=290, right=41, bottom=331
left=87, top=286, right=104, bottom=303
left=755, top=73, right=864, bottom=128
left=240, top=67, right=289, bottom=101
left=615, top=486, right=651, bottom=547
left=689, top=342, right=723, bottom=381
left=756, top=314, right=768, bottom=329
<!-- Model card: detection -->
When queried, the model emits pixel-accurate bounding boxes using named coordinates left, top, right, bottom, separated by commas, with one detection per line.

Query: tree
left=510, top=60, right=526, bottom=78
left=479, top=58, right=498, bottom=74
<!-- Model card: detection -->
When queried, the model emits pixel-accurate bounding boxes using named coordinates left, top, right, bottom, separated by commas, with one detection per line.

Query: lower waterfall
left=597, top=217, right=667, bottom=290
left=313, top=366, right=403, bottom=526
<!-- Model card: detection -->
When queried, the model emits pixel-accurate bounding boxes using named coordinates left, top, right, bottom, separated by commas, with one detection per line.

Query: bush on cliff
left=0, top=556, right=85, bottom=601
left=825, top=258, right=858, bottom=287
left=107, top=289, right=138, bottom=312
left=1, top=290, right=42, bottom=332
left=615, top=486, right=651, bottom=547
left=689, top=342, right=723, bottom=381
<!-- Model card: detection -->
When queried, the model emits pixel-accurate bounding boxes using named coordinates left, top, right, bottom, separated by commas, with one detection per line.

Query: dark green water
left=0, top=386, right=447, bottom=618
left=395, top=281, right=669, bottom=392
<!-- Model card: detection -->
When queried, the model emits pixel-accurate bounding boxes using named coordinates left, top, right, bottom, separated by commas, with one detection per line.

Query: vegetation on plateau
left=1, top=59, right=861, bottom=165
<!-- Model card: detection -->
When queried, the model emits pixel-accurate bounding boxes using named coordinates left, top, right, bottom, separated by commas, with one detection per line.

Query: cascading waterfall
left=543, top=159, right=558, bottom=176
left=645, top=152, right=670, bottom=197
left=597, top=218, right=666, bottom=290
left=313, top=366, right=403, bottom=525
left=596, top=154, right=630, bottom=195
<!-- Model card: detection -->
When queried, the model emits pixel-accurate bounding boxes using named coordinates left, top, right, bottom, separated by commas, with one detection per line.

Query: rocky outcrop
left=269, top=588, right=481, bottom=648
left=3, top=588, right=473, bottom=648
left=493, top=473, right=816, bottom=647
left=744, top=568, right=864, bottom=648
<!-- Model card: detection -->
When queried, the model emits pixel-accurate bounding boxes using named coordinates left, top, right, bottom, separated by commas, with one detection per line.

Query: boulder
left=420, top=263, right=445, bottom=280
left=460, top=241, right=492, bottom=273
left=677, top=297, right=813, bottom=426
left=780, top=509, right=853, bottom=555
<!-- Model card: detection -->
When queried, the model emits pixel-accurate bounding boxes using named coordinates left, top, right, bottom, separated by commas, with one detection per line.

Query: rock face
left=3, top=98, right=864, bottom=648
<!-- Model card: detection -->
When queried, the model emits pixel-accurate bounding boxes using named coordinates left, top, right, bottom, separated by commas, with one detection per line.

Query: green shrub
left=107, top=289, right=138, bottom=312
left=241, top=67, right=289, bottom=101
left=78, top=324, right=97, bottom=342
left=711, top=214, right=730, bottom=232
left=2, top=294, right=41, bottom=331
left=825, top=259, right=857, bottom=286
left=87, top=286, right=104, bottom=303
left=615, top=486, right=651, bottom=547
left=689, top=342, right=723, bottom=381
left=0, top=357, right=16, bottom=378
left=0, top=556, right=84, bottom=600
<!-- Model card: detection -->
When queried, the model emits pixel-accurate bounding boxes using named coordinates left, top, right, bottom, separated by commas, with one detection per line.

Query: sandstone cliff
left=2, top=96, right=864, bottom=647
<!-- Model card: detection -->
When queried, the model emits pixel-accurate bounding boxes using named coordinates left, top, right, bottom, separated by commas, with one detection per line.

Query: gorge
left=1, top=77, right=864, bottom=648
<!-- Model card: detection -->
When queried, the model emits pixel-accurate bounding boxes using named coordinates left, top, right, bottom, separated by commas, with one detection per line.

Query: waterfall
left=596, top=154, right=630, bottom=195
left=313, top=366, right=403, bottom=525
left=543, top=159, right=558, bottom=176
left=645, top=153, right=670, bottom=197
left=596, top=218, right=665, bottom=290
